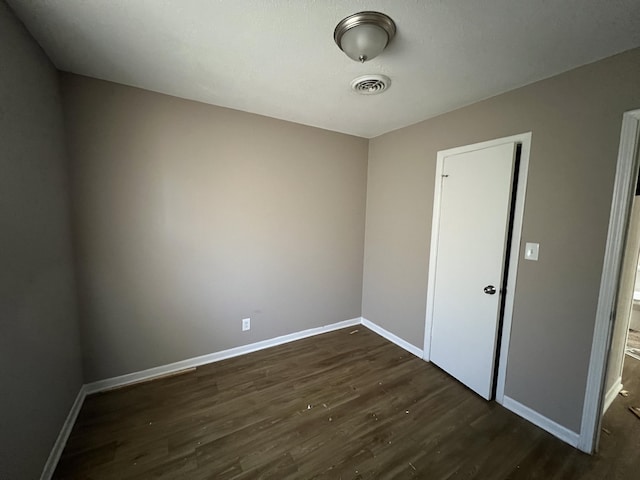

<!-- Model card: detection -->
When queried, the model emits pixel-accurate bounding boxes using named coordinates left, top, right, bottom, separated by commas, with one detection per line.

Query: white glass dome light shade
left=334, top=11, right=396, bottom=63
left=339, top=23, right=389, bottom=62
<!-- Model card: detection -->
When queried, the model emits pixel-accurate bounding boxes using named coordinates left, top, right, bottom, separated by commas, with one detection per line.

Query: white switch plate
left=242, top=318, right=250, bottom=331
left=524, top=242, right=539, bottom=261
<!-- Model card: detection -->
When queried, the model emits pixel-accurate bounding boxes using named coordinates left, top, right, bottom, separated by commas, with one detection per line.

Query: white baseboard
left=502, top=395, right=580, bottom=447
left=602, top=377, right=623, bottom=414
left=44, top=315, right=423, bottom=477
left=361, top=318, right=423, bottom=358
left=84, top=317, right=425, bottom=394
left=85, top=317, right=362, bottom=394
left=40, top=385, right=87, bottom=480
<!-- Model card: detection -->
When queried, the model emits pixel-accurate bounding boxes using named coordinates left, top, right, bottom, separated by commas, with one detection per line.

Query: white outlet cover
left=524, top=242, right=539, bottom=261
left=242, top=318, right=251, bottom=331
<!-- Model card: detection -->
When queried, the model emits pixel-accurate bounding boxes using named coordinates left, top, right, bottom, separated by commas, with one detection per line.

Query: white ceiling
left=8, top=0, right=640, bottom=138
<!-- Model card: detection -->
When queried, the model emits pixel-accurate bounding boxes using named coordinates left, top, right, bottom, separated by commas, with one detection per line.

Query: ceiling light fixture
left=334, top=11, right=396, bottom=63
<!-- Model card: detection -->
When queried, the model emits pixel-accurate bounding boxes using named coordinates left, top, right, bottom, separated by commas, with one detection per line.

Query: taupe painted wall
left=606, top=195, right=640, bottom=396
left=362, top=48, right=640, bottom=433
left=0, top=2, right=83, bottom=479
left=61, top=74, right=368, bottom=382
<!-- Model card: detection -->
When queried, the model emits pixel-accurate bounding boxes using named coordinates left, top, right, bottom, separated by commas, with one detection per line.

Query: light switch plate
left=524, top=242, right=539, bottom=261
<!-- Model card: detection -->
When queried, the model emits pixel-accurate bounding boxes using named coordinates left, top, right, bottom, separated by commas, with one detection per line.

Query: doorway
left=624, top=191, right=640, bottom=362
left=580, top=109, right=640, bottom=453
left=423, top=133, right=532, bottom=403
left=604, top=189, right=640, bottom=414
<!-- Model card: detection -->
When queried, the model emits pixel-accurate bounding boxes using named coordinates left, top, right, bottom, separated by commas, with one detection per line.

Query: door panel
left=430, top=142, right=516, bottom=399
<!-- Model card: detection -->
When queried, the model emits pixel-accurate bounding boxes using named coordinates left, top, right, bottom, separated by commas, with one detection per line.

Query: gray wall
left=362, top=47, right=640, bottom=433
left=61, top=74, right=368, bottom=382
left=0, top=2, right=83, bottom=479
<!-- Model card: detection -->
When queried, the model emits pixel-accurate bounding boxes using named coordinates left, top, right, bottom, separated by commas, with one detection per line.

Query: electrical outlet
left=242, top=318, right=250, bottom=331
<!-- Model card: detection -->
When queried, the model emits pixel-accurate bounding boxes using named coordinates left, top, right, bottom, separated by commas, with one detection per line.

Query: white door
left=430, top=142, right=517, bottom=400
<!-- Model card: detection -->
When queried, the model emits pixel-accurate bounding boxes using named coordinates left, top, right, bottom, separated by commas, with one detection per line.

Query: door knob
left=483, top=285, right=496, bottom=295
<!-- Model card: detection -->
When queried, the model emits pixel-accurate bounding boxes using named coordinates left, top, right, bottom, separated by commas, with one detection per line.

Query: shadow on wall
left=62, top=73, right=369, bottom=382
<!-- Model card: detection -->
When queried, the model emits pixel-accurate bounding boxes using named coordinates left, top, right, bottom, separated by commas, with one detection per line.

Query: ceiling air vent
left=350, top=74, right=390, bottom=95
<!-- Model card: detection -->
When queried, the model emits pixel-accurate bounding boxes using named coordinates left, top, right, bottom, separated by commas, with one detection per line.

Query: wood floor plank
left=54, top=327, right=640, bottom=479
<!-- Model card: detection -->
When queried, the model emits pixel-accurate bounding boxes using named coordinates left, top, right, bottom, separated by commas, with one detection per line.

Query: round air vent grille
left=350, top=74, right=390, bottom=95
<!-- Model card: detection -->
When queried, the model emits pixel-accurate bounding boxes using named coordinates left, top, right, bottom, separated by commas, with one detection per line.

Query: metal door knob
left=483, top=285, right=496, bottom=295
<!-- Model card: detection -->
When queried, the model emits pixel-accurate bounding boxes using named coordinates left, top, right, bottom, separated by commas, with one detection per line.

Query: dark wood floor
left=54, top=327, right=640, bottom=479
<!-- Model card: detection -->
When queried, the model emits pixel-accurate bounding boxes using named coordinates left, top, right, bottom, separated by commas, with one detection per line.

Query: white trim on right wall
left=502, top=396, right=580, bottom=447
left=422, top=132, right=532, bottom=406
left=362, top=318, right=423, bottom=358
left=579, top=109, right=640, bottom=453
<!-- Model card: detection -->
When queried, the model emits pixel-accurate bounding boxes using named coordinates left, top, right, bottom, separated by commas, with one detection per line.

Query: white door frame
left=578, top=109, right=640, bottom=453
left=423, top=132, right=532, bottom=404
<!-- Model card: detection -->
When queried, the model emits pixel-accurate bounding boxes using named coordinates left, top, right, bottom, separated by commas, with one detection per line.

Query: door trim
left=578, top=109, right=640, bottom=453
left=423, top=132, right=532, bottom=404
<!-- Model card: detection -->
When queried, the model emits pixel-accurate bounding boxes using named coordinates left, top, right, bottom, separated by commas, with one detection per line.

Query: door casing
left=580, top=109, right=640, bottom=453
left=423, top=132, right=532, bottom=405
